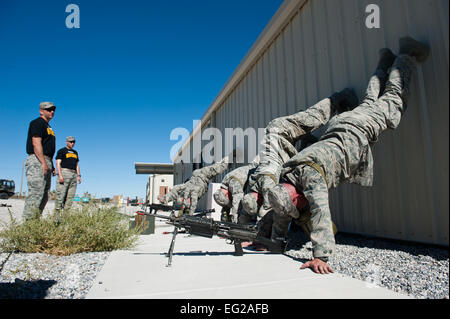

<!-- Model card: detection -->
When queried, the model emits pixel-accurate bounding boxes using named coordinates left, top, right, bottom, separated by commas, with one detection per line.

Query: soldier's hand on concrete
left=300, top=258, right=334, bottom=274
left=58, top=176, right=64, bottom=184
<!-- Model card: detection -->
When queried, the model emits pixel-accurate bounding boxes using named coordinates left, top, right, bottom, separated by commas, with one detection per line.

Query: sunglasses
left=45, top=108, right=56, bottom=112
left=68, top=141, right=75, bottom=143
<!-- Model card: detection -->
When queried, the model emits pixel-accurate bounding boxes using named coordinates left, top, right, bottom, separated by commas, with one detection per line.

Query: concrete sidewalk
left=86, top=219, right=412, bottom=299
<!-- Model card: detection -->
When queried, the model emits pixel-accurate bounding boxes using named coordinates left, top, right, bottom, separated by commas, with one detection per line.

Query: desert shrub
left=0, top=204, right=141, bottom=256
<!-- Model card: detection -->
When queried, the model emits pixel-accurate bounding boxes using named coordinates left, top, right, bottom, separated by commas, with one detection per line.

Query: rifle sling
left=300, top=161, right=328, bottom=186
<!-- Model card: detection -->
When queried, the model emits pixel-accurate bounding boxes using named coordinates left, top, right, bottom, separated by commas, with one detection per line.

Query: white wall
left=147, top=174, right=174, bottom=204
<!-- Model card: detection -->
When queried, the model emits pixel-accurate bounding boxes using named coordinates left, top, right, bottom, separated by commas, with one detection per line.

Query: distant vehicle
left=0, top=179, right=15, bottom=199
left=81, top=197, right=90, bottom=203
left=101, top=197, right=110, bottom=203
left=129, top=199, right=138, bottom=206
left=73, top=196, right=81, bottom=202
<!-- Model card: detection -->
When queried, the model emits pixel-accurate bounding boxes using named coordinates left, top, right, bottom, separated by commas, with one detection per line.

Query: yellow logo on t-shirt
left=66, top=153, right=78, bottom=159
left=47, top=127, right=55, bottom=136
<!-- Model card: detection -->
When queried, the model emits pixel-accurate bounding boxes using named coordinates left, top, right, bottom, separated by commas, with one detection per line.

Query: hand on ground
left=300, top=258, right=334, bottom=274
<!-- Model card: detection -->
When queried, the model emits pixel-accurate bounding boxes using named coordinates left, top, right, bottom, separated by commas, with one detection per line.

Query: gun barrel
left=151, top=213, right=175, bottom=221
left=148, top=203, right=183, bottom=211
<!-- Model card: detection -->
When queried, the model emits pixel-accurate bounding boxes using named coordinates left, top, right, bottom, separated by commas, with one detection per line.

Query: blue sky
left=0, top=0, right=283, bottom=199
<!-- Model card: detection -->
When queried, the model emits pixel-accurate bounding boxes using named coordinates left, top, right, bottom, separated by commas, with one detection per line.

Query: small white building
left=135, top=163, right=174, bottom=204
left=146, top=174, right=174, bottom=204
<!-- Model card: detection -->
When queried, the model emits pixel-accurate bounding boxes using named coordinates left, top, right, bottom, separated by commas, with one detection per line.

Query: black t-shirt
left=56, top=147, right=79, bottom=170
left=26, top=117, right=56, bottom=157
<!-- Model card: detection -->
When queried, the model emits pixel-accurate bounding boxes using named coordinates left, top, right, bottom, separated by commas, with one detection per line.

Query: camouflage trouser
left=286, top=165, right=334, bottom=259
left=328, top=55, right=416, bottom=146
left=55, top=168, right=78, bottom=211
left=162, top=183, right=186, bottom=204
left=218, top=179, right=245, bottom=223
left=249, top=98, right=335, bottom=215
left=182, top=188, right=201, bottom=215
left=254, top=97, right=334, bottom=183
left=182, top=178, right=209, bottom=215
left=23, top=155, right=52, bottom=220
left=220, top=162, right=257, bottom=221
left=280, top=55, right=417, bottom=260
left=181, top=156, right=231, bottom=214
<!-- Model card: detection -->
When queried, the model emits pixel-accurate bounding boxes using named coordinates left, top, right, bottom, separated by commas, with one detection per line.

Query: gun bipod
left=166, top=226, right=178, bottom=267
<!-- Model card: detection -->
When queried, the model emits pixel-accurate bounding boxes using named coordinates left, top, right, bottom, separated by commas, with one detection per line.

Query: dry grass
left=0, top=204, right=141, bottom=255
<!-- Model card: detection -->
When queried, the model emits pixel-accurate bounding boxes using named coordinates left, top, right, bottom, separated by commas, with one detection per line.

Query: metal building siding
left=178, top=0, right=448, bottom=245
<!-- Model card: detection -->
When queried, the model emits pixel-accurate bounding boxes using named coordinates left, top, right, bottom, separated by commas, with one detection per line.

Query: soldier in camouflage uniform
left=268, top=37, right=430, bottom=274
left=23, top=102, right=57, bottom=220
left=213, top=155, right=260, bottom=223
left=242, top=88, right=358, bottom=219
left=54, top=136, right=81, bottom=213
left=162, top=153, right=234, bottom=215
left=160, top=183, right=187, bottom=205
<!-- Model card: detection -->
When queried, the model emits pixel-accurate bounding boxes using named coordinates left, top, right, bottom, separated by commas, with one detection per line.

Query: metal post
left=166, top=226, right=178, bottom=267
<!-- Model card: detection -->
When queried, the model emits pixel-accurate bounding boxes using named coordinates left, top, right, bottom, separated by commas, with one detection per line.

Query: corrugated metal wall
left=176, top=0, right=449, bottom=246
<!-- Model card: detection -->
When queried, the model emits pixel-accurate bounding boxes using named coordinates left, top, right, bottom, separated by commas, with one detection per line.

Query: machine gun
left=137, top=203, right=286, bottom=267
left=0, top=203, right=12, bottom=208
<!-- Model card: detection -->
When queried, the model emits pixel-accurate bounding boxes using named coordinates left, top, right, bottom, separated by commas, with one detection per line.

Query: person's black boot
left=330, top=88, right=359, bottom=113
left=399, top=36, right=430, bottom=62
left=377, top=48, right=396, bottom=71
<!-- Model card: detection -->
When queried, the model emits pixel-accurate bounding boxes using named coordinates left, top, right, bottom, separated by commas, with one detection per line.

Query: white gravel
left=0, top=198, right=117, bottom=299
left=0, top=251, right=110, bottom=299
left=285, top=230, right=449, bottom=299
left=1, top=199, right=448, bottom=299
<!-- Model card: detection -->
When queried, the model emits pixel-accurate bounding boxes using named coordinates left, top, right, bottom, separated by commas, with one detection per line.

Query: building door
left=159, top=186, right=168, bottom=199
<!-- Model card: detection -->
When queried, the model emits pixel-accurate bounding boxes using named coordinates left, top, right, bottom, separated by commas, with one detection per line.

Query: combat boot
left=399, top=36, right=430, bottom=62
left=268, top=214, right=290, bottom=253
left=257, top=174, right=278, bottom=218
left=267, top=184, right=300, bottom=219
left=257, top=210, right=274, bottom=238
left=330, top=88, right=359, bottom=113
left=238, top=211, right=255, bottom=224
left=377, top=48, right=396, bottom=71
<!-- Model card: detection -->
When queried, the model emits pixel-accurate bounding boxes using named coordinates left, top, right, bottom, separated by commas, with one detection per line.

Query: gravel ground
left=0, top=231, right=447, bottom=299
left=0, top=199, right=116, bottom=299
left=1, top=199, right=448, bottom=299
left=0, top=251, right=110, bottom=299
left=285, top=230, right=449, bottom=299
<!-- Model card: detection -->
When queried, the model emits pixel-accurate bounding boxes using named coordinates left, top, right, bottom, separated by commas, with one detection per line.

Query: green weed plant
left=0, top=203, right=141, bottom=256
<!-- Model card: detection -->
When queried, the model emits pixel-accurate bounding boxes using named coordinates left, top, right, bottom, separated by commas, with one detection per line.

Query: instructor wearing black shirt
left=23, top=102, right=56, bottom=220
left=55, top=136, right=81, bottom=211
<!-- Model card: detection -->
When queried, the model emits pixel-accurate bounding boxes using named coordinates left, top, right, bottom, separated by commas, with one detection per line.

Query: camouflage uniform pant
left=249, top=98, right=335, bottom=216
left=162, top=183, right=186, bottom=204
left=226, top=179, right=245, bottom=223
left=181, top=157, right=231, bottom=214
left=23, top=155, right=52, bottom=220
left=55, top=168, right=78, bottom=211
left=281, top=55, right=417, bottom=260
left=181, top=179, right=206, bottom=215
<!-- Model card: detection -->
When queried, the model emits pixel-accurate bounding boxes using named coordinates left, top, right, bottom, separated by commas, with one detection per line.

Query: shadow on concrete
left=132, top=251, right=275, bottom=257
left=0, top=279, right=57, bottom=299
left=283, top=252, right=309, bottom=262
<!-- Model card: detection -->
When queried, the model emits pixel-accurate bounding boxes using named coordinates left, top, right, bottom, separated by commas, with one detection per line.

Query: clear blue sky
left=0, top=0, right=283, bottom=199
